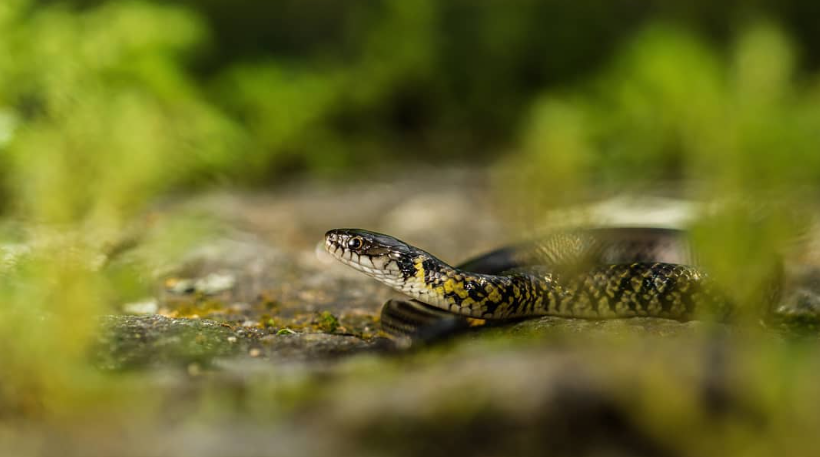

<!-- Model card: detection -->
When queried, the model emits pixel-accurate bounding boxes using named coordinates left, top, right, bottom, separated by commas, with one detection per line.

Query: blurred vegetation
left=1, top=0, right=820, bottom=455
left=11, top=0, right=820, bottom=178
left=508, top=21, right=820, bottom=318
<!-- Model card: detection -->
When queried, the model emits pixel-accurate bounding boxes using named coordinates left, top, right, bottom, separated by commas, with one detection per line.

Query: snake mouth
left=324, top=229, right=411, bottom=283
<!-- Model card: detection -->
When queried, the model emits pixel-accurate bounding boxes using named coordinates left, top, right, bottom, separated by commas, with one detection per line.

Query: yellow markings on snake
left=416, top=259, right=443, bottom=296
left=630, top=275, right=643, bottom=292
left=442, top=278, right=470, bottom=299
left=486, top=286, right=502, bottom=303
left=325, top=228, right=738, bottom=342
left=414, top=259, right=426, bottom=281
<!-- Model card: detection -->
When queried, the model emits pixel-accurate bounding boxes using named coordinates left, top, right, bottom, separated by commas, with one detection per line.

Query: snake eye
left=347, top=236, right=363, bottom=250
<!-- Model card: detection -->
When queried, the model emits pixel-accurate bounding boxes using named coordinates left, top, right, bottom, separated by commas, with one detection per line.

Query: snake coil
left=325, top=228, right=736, bottom=340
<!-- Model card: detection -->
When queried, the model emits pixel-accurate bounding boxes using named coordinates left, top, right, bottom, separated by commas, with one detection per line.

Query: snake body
left=324, top=228, right=731, bottom=338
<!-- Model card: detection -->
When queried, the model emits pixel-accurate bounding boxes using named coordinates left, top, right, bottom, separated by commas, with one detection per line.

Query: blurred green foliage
left=0, top=0, right=248, bottom=222
left=12, top=0, right=820, bottom=179
left=513, top=22, right=820, bottom=197
left=508, top=22, right=820, bottom=315
left=0, top=0, right=239, bottom=417
left=1, top=1, right=820, bottom=455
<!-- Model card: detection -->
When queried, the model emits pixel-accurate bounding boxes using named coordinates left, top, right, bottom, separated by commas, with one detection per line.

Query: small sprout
left=318, top=311, right=339, bottom=333
left=277, top=328, right=296, bottom=335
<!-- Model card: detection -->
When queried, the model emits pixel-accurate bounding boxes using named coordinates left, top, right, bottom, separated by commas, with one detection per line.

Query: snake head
left=325, top=229, right=472, bottom=313
left=324, top=228, right=420, bottom=280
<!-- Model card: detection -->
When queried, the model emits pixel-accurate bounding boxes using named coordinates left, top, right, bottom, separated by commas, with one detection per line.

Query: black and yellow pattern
left=397, top=257, right=721, bottom=320
left=324, top=228, right=729, bottom=337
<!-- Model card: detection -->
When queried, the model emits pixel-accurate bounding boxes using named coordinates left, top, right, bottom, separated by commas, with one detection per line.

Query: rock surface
left=23, top=167, right=820, bottom=457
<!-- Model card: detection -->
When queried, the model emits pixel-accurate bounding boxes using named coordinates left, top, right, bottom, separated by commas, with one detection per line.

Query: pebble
left=194, top=272, right=236, bottom=295
left=164, top=273, right=237, bottom=295
left=122, top=298, right=159, bottom=315
left=165, top=278, right=196, bottom=294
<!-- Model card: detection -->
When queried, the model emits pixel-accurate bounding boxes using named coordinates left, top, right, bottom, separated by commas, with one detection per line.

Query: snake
left=324, top=227, right=735, bottom=340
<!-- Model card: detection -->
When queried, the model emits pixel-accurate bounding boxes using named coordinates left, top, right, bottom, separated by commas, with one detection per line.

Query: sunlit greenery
left=1, top=0, right=820, bottom=455
left=507, top=22, right=819, bottom=317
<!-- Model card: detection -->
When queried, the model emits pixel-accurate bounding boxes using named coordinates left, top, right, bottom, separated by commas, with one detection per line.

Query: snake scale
left=325, top=228, right=735, bottom=340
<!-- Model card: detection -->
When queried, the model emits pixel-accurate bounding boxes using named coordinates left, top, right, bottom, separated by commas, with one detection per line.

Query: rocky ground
left=102, top=167, right=511, bottom=368
left=9, top=167, right=820, bottom=457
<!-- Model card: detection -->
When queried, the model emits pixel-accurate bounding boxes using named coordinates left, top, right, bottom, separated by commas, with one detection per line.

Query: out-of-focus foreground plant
left=0, top=0, right=243, bottom=417
left=1, top=3, right=820, bottom=457
left=508, top=22, right=820, bottom=317
left=498, top=24, right=820, bottom=455
left=0, top=0, right=442, bottom=419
